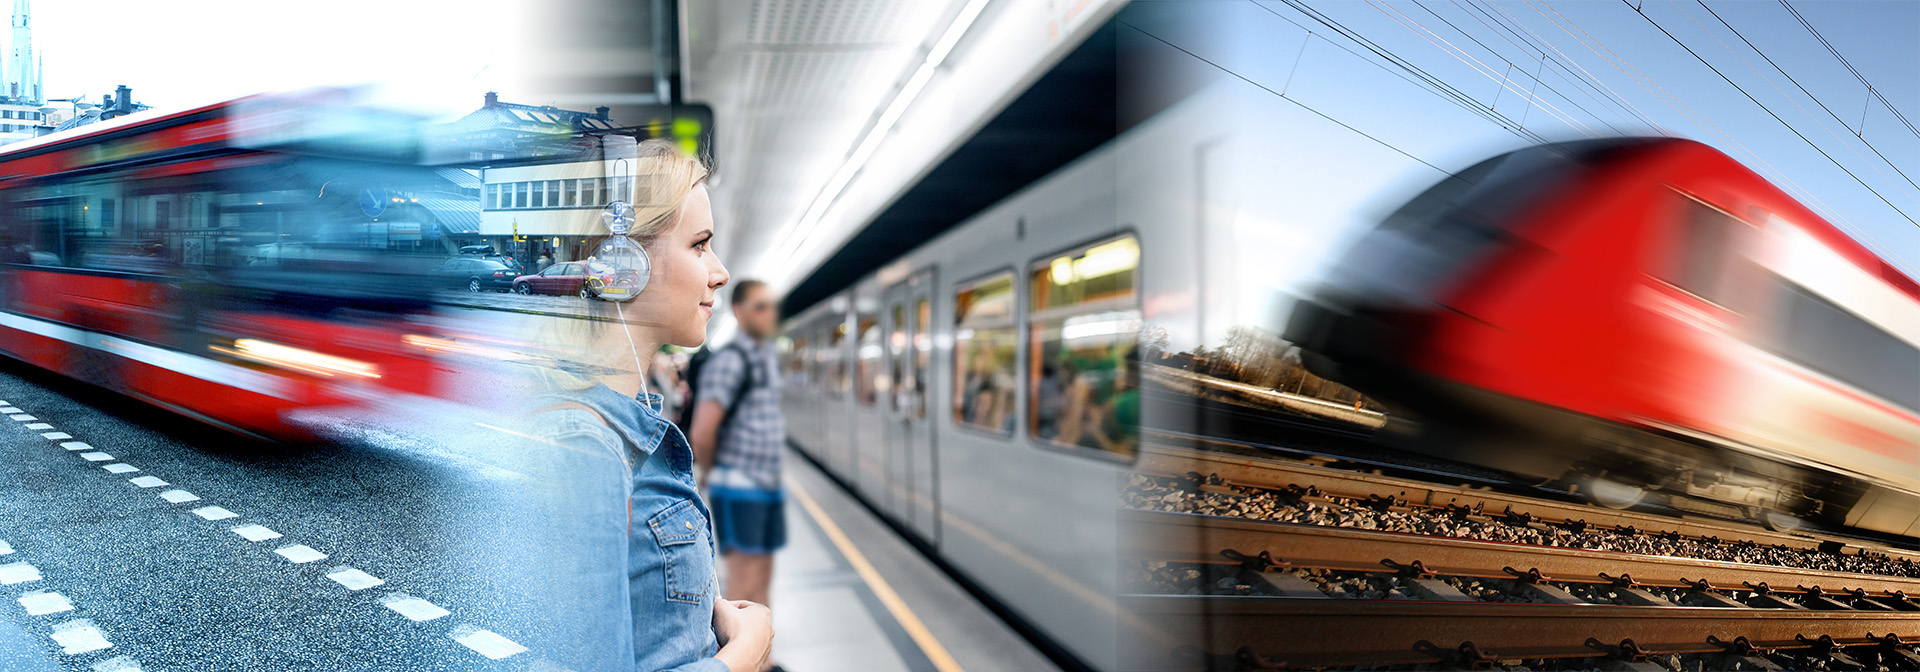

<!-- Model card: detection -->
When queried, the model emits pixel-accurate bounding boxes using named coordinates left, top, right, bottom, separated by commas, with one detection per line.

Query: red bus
left=0, top=92, right=449, bottom=440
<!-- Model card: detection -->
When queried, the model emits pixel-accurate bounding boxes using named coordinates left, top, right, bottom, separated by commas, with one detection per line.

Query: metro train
left=775, top=20, right=1920, bottom=672
left=0, top=92, right=450, bottom=439
left=1287, top=136, right=1920, bottom=537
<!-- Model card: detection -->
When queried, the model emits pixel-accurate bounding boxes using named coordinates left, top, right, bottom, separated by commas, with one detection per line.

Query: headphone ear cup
left=631, top=242, right=651, bottom=294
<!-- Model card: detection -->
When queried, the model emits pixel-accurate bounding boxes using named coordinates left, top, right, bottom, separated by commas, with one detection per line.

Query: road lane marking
left=0, top=540, right=11, bottom=555
left=18, top=591, right=73, bottom=615
left=8, top=414, right=31, bottom=421
left=789, top=478, right=966, bottom=672
left=90, top=656, right=143, bottom=672
left=0, top=561, right=41, bottom=584
left=0, top=406, right=19, bottom=413
left=103, top=464, right=138, bottom=474
left=78, top=452, right=113, bottom=462
left=25, top=423, right=51, bottom=430
left=381, top=593, right=451, bottom=622
left=128, top=476, right=167, bottom=488
left=50, top=619, right=111, bottom=655
left=159, top=490, right=199, bottom=503
left=41, top=432, right=71, bottom=439
left=191, top=506, right=238, bottom=521
left=273, top=545, right=326, bottom=563
left=230, top=525, right=282, bottom=542
left=59, top=442, right=91, bottom=451
left=326, top=566, right=384, bottom=590
left=450, top=625, right=527, bottom=660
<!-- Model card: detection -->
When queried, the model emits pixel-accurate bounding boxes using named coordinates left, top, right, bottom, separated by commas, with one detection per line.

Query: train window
left=827, top=321, right=849, bottom=398
left=954, top=271, right=1018, bottom=435
left=1664, top=197, right=1741, bottom=306
left=855, top=317, right=883, bottom=405
left=1769, top=277, right=1920, bottom=412
left=1029, top=235, right=1141, bottom=460
left=914, top=296, right=931, bottom=420
left=889, top=303, right=907, bottom=413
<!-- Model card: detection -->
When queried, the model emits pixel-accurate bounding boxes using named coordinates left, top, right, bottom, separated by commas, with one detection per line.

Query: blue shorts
left=708, top=485, right=786, bottom=555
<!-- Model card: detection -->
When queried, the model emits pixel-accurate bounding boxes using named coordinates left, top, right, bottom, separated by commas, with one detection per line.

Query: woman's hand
left=712, top=599, right=773, bottom=672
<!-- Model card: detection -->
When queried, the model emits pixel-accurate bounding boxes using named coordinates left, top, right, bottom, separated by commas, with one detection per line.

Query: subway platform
left=744, top=447, right=1060, bottom=672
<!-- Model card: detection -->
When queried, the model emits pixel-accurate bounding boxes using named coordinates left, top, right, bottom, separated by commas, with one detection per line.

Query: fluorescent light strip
left=770, top=0, right=994, bottom=281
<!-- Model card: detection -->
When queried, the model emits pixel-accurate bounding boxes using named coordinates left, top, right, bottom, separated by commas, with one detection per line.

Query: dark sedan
left=434, top=257, right=519, bottom=292
left=512, top=261, right=606, bottom=298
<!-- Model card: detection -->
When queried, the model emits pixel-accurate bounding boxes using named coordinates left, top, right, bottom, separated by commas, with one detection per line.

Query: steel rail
left=1126, top=509, right=1920, bottom=596
left=1136, top=442, right=1920, bottom=561
left=1118, top=594, right=1920, bottom=669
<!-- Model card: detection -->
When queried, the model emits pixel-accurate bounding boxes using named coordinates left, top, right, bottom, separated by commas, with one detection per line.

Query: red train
left=0, top=93, right=446, bottom=440
left=1288, top=138, right=1920, bottom=536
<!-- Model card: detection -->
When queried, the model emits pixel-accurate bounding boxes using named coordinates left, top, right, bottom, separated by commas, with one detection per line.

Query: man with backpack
left=687, top=279, right=786, bottom=666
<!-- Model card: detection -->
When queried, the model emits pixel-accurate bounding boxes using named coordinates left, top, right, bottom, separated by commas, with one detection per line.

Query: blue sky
left=1133, top=0, right=1919, bottom=279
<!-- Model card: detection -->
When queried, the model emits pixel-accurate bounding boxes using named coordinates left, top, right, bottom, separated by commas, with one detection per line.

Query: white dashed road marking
left=159, top=490, right=199, bottom=504
left=450, top=625, right=527, bottom=660
left=0, top=539, right=11, bottom=555
left=78, top=452, right=113, bottom=462
left=91, top=656, right=143, bottom=672
left=230, top=525, right=282, bottom=542
left=103, top=464, right=139, bottom=474
left=326, top=566, right=385, bottom=591
left=380, top=593, right=450, bottom=622
left=60, top=441, right=91, bottom=451
left=273, top=545, right=327, bottom=564
left=18, top=591, right=74, bottom=615
left=0, top=406, right=19, bottom=413
left=128, top=476, right=168, bottom=488
left=41, top=432, right=71, bottom=440
left=25, top=422, right=50, bottom=429
left=191, top=506, right=237, bottom=521
left=0, top=561, right=41, bottom=584
left=10, top=413, right=34, bottom=420
left=50, top=619, right=112, bottom=655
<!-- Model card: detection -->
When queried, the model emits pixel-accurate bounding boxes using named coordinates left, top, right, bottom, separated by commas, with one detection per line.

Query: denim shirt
left=529, top=383, right=727, bottom=672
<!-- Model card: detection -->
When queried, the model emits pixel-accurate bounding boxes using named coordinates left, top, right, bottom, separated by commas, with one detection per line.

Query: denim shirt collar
left=559, top=383, right=670, bottom=457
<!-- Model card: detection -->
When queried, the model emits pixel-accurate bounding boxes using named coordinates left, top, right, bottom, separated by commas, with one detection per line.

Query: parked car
left=512, top=261, right=620, bottom=298
left=480, top=253, right=524, bottom=273
left=434, top=257, right=518, bottom=292
left=457, top=245, right=495, bottom=256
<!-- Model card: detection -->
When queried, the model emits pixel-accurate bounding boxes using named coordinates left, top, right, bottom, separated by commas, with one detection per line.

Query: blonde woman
left=523, top=139, right=771, bottom=672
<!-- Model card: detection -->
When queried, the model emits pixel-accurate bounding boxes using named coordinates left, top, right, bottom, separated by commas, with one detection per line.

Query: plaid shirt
left=698, top=337, right=785, bottom=490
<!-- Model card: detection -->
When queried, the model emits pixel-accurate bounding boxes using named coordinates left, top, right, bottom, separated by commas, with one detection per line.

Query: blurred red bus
left=0, top=92, right=449, bottom=440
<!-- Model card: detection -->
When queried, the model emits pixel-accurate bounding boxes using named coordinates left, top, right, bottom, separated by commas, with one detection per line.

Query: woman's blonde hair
left=528, top=138, right=712, bottom=394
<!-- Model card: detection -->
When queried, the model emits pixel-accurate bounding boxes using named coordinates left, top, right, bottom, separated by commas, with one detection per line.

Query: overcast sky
left=34, top=0, right=533, bottom=120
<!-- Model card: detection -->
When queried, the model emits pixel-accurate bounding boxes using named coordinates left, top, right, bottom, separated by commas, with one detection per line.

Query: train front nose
left=1284, top=296, right=1427, bottom=389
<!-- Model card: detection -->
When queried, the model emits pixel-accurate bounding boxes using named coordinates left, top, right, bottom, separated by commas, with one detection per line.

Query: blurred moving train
left=0, top=92, right=450, bottom=439
left=1287, top=137, right=1920, bottom=537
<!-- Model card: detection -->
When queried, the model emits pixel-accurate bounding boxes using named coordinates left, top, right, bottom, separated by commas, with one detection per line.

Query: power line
left=1623, top=0, right=1920, bottom=229
left=1778, top=0, right=1920, bottom=140
left=1119, top=19, right=1471, bottom=186
left=1405, top=0, right=1630, bottom=135
left=1685, top=0, right=1920, bottom=201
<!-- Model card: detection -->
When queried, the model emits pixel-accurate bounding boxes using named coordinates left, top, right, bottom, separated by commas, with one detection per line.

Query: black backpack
left=676, top=340, right=758, bottom=435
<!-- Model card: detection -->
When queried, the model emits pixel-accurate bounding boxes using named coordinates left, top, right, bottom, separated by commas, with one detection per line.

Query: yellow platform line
left=788, top=478, right=966, bottom=672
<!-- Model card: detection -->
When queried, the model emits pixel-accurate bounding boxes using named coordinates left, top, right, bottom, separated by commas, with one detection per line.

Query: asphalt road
left=0, top=305, right=627, bottom=672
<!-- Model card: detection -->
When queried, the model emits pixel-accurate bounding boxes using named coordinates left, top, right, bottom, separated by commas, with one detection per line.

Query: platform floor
left=723, top=447, right=1060, bottom=672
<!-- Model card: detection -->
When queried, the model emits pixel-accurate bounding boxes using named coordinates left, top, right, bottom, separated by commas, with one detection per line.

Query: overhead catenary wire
left=1678, top=0, right=1920, bottom=206
left=1409, top=0, right=1633, bottom=135
left=1778, top=0, right=1920, bottom=141
left=1362, top=0, right=1604, bottom=137
left=1622, top=0, right=1920, bottom=231
left=1445, top=0, right=1657, bottom=132
left=1244, top=0, right=1551, bottom=145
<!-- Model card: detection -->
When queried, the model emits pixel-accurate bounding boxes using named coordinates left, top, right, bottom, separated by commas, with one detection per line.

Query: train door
left=882, top=269, right=938, bottom=537
left=905, top=272, right=939, bottom=542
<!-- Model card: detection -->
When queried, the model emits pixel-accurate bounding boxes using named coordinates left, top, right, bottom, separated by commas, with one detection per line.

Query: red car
left=513, top=260, right=630, bottom=298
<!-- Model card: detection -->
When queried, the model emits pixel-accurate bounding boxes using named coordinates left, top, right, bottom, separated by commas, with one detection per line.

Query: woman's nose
left=709, top=258, right=730, bottom=289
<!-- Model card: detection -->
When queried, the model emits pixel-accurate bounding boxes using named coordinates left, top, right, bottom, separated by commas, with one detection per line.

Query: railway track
left=1122, top=444, right=1920, bottom=670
